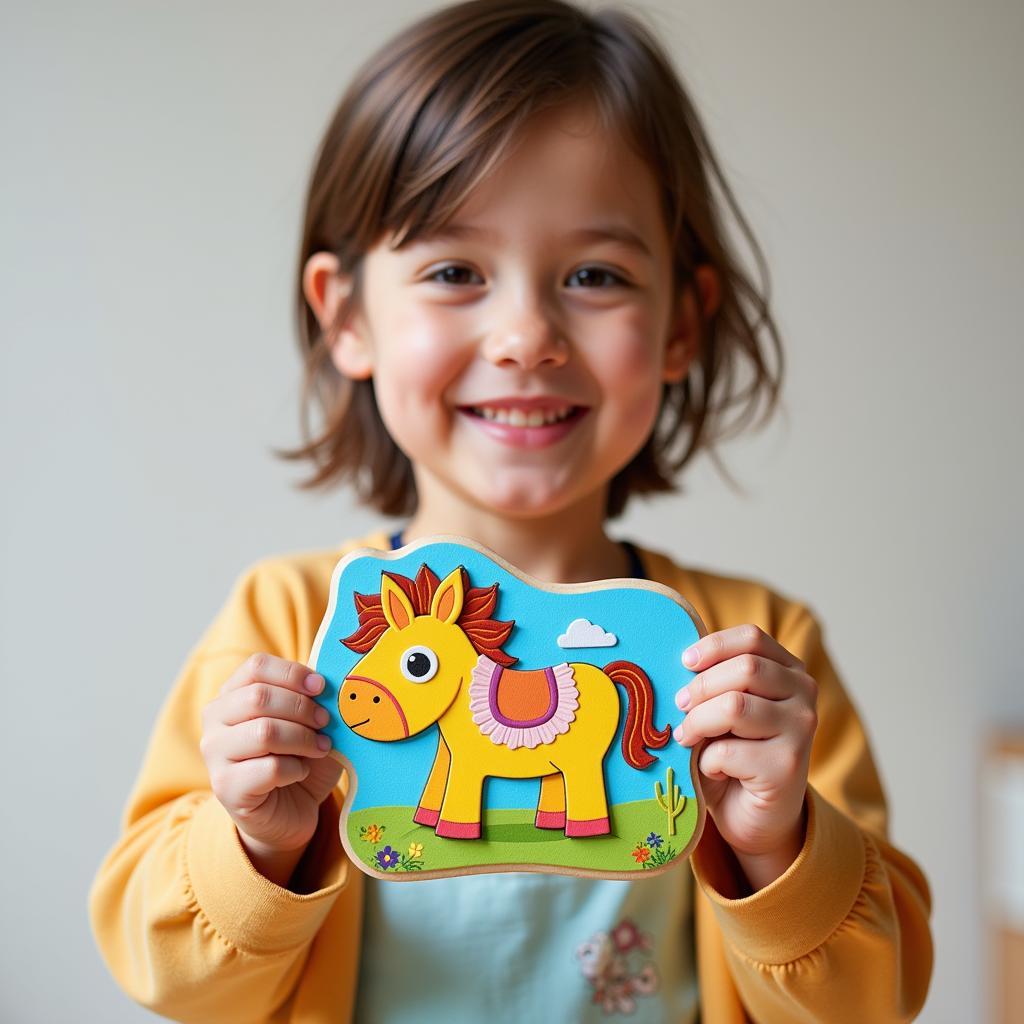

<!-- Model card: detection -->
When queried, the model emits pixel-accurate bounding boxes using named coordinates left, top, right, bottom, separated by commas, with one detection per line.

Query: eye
left=400, top=645, right=439, bottom=683
left=426, top=264, right=483, bottom=286
left=567, top=266, right=627, bottom=289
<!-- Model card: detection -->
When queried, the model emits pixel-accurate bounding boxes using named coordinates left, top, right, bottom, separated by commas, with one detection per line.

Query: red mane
left=341, top=563, right=517, bottom=666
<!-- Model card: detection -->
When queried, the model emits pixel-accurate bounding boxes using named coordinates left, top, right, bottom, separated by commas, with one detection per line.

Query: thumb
left=303, top=752, right=343, bottom=803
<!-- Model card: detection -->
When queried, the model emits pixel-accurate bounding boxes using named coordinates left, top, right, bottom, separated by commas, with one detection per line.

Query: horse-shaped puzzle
left=309, top=535, right=707, bottom=881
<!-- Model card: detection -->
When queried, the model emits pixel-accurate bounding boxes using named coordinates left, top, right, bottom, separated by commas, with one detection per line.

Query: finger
left=677, top=653, right=812, bottom=711
left=681, top=625, right=804, bottom=674
left=673, top=690, right=787, bottom=747
left=220, top=717, right=332, bottom=762
left=219, top=653, right=324, bottom=698
left=218, top=682, right=330, bottom=731
left=222, top=755, right=311, bottom=806
left=698, top=735, right=806, bottom=785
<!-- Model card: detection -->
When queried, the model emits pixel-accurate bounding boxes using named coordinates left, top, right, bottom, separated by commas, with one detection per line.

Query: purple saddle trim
left=488, top=662, right=559, bottom=728
left=468, top=655, right=579, bottom=750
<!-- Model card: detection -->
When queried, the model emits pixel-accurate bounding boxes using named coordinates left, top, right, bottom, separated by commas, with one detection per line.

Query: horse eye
left=400, top=645, right=438, bottom=683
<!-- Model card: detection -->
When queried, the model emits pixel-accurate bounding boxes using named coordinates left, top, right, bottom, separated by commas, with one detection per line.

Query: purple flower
left=376, top=845, right=399, bottom=870
left=646, top=832, right=663, bottom=848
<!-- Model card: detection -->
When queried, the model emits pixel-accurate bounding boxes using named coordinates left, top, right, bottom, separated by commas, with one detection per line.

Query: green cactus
left=654, top=766, right=686, bottom=836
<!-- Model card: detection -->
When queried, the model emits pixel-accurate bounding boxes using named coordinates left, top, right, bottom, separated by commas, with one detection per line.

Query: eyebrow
left=419, top=222, right=653, bottom=259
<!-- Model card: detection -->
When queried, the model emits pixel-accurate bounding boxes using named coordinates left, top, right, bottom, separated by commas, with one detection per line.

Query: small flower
left=376, top=845, right=399, bottom=869
left=407, top=842, right=423, bottom=860
left=631, top=844, right=651, bottom=864
left=576, top=933, right=612, bottom=980
left=646, top=832, right=663, bottom=848
left=633, top=963, right=660, bottom=995
left=608, top=954, right=630, bottom=982
left=611, top=919, right=642, bottom=953
left=360, top=823, right=385, bottom=844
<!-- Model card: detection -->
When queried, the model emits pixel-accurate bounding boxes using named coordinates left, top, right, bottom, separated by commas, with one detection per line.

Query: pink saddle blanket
left=468, top=654, right=579, bottom=749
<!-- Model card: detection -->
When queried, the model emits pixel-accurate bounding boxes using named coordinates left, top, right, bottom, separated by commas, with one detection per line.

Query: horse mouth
left=348, top=718, right=370, bottom=730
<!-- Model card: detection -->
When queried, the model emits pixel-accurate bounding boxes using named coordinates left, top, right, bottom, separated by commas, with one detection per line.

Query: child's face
left=328, top=101, right=699, bottom=521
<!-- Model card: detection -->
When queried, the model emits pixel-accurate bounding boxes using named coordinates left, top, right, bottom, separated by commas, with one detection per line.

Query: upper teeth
left=472, top=405, right=574, bottom=427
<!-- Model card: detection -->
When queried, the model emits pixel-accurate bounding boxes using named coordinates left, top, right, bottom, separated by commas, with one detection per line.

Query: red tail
left=604, top=660, right=671, bottom=769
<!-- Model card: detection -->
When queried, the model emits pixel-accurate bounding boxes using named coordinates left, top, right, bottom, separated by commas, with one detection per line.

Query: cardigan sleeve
left=88, top=560, right=357, bottom=1023
left=689, top=599, right=933, bottom=1023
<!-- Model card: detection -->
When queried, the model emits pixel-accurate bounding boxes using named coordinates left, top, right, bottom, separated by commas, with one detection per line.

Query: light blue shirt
left=353, top=868, right=697, bottom=1021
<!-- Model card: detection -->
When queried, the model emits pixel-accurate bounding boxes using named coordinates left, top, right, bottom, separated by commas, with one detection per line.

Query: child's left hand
left=674, top=625, right=819, bottom=890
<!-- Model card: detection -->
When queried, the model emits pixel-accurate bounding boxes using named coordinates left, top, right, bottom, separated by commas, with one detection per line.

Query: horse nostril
left=348, top=692, right=357, bottom=700
left=372, top=695, right=381, bottom=704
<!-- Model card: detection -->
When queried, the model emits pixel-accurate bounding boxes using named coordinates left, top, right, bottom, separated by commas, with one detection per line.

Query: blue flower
left=646, top=832, right=663, bottom=848
left=376, top=845, right=399, bottom=869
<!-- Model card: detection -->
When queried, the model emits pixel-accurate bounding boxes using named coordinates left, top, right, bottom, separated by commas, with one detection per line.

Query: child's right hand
left=200, top=654, right=341, bottom=877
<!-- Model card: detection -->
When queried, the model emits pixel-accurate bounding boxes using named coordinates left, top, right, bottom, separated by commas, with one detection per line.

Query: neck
left=399, top=477, right=631, bottom=585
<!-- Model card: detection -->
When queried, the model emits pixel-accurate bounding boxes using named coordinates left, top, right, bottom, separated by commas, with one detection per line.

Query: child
left=89, top=1, right=933, bottom=1020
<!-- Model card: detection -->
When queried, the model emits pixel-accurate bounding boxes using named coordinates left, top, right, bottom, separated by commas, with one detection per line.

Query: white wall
left=2, top=2, right=1020, bottom=1021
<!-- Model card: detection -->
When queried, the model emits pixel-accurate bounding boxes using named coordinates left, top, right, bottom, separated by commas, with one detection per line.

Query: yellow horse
left=338, top=563, right=670, bottom=839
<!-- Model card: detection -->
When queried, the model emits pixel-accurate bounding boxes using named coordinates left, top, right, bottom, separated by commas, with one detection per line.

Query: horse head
left=339, top=566, right=475, bottom=740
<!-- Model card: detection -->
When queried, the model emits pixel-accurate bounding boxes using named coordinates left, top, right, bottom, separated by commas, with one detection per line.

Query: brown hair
left=279, top=0, right=784, bottom=518
left=341, top=563, right=518, bottom=666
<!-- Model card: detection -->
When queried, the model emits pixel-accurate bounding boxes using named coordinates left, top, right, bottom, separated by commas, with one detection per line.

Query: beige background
left=2, top=1, right=1021, bottom=1021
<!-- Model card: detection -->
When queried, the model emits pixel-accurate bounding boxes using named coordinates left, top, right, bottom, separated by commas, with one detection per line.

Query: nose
left=481, top=293, right=569, bottom=370
left=339, top=677, right=408, bottom=740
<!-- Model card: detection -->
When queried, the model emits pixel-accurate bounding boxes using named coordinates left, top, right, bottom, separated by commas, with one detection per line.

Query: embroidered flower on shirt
left=611, top=919, right=644, bottom=954
left=632, top=963, right=658, bottom=994
left=576, top=918, right=660, bottom=1016
left=576, top=931, right=613, bottom=981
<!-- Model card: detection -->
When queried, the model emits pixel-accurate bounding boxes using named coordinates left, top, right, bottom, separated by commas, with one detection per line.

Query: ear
left=302, top=251, right=373, bottom=380
left=663, top=265, right=721, bottom=384
left=380, top=572, right=416, bottom=631
left=430, top=567, right=465, bottom=625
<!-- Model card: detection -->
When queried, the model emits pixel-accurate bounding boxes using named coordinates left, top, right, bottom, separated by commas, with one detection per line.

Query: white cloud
left=557, top=617, right=618, bottom=648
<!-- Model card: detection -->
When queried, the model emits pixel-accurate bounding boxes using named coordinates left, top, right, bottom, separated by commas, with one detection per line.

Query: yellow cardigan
left=89, top=530, right=933, bottom=1022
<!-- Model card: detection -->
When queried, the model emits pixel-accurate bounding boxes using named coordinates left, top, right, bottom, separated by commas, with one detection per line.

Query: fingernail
left=682, top=646, right=699, bottom=668
left=316, top=734, right=332, bottom=750
left=314, top=706, right=329, bottom=727
left=304, top=673, right=324, bottom=694
left=677, top=687, right=691, bottom=711
left=673, top=724, right=686, bottom=744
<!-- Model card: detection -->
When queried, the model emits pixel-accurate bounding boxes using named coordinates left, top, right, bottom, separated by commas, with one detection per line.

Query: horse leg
left=562, top=761, right=611, bottom=837
left=435, top=762, right=486, bottom=839
left=535, top=771, right=566, bottom=829
left=413, top=731, right=451, bottom=828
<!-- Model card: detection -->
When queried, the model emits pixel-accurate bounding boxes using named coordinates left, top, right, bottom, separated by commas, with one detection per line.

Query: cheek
left=591, top=304, right=661, bottom=369
left=373, top=307, right=468, bottom=421
left=591, top=310, right=665, bottom=419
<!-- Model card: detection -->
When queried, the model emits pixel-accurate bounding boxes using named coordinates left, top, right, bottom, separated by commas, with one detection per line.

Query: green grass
left=349, top=796, right=699, bottom=876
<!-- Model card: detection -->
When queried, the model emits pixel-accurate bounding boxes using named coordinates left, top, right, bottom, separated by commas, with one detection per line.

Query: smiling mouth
left=458, top=404, right=587, bottom=427
left=348, top=718, right=370, bottom=729
left=457, top=404, right=589, bottom=447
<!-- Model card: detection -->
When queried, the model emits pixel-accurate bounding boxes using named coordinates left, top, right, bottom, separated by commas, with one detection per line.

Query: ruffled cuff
left=691, top=785, right=866, bottom=964
left=184, top=794, right=349, bottom=956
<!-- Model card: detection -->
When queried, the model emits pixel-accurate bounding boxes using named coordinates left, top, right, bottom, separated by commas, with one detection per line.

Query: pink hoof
left=412, top=806, right=440, bottom=827
left=565, top=816, right=611, bottom=838
left=535, top=810, right=567, bottom=830
left=435, top=818, right=481, bottom=839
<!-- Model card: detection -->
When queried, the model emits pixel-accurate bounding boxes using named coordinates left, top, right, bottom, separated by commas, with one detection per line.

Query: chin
left=472, top=474, right=591, bottom=519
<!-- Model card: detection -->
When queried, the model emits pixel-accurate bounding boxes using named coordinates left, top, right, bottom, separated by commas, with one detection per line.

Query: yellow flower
left=362, top=824, right=384, bottom=844
left=407, top=842, right=423, bottom=860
